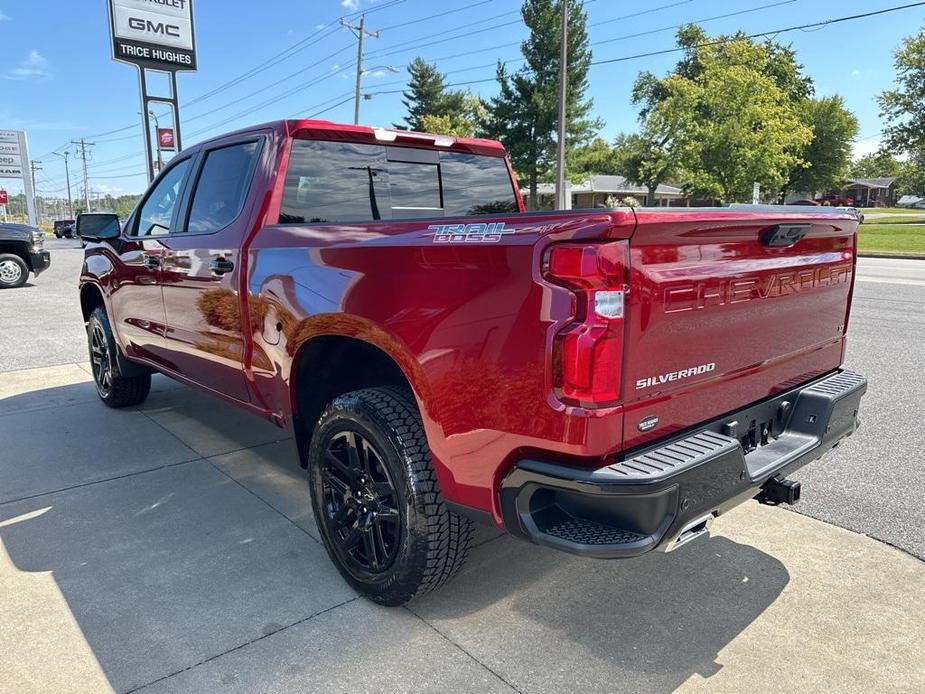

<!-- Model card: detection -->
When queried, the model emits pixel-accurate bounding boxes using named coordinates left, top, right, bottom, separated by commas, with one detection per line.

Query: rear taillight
left=545, top=242, right=629, bottom=407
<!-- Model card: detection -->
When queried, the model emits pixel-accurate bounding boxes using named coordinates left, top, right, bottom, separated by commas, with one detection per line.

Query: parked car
left=77, top=119, right=867, bottom=605
left=837, top=206, right=865, bottom=223
left=816, top=192, right=855, bottom=206
left=0, top=222, right=50, bottom=288
left=53, top=219, right=77, bottom=238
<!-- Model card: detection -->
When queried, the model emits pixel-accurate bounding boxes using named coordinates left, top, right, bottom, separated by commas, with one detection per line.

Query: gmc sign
left=109, top=0, right=197, bottom=71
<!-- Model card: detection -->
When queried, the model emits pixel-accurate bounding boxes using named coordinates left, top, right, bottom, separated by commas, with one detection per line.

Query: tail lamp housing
left=544, top=241, right=629, bottom=408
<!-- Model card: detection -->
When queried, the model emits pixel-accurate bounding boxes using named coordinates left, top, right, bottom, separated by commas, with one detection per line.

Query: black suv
left=0, top=223, right=51, bottom=288
left=53, top=219, right=77, bottom=238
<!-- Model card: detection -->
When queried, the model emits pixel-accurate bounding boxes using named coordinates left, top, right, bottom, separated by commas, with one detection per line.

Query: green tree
left=611, top=132, right=685, bottom=206
left=879, top=23, right=925, bottom=156
left=571, top=137, right=620, bottom=178
left=849, top=151, right=904, bottom=179
left=483, top=0, right=600, bottom=208
left=421, top=93, right=486, bottom=138
left=627, top=25, right=814, bottom=203
left=878, top=24, right=925, bottom=196
left=783, top=96, right=858, bottom=197
left=396, top=58, right=454, bottom=131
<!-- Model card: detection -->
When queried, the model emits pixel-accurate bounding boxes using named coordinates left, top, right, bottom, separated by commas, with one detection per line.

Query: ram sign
left=109, top=0, right=197, bottom=71
left=0, top=131, right=26, bottom=179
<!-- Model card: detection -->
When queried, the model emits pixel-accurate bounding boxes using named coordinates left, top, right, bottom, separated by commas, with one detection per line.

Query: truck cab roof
left=192, top=119, right=508, bottom=158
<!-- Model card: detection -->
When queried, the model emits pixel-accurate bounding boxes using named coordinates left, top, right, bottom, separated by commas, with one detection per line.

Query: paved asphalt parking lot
left=1, top=239, right=924, bottom=693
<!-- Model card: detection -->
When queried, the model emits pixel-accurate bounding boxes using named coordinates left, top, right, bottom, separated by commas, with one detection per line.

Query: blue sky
left=1, top=0, right=923, bottom=199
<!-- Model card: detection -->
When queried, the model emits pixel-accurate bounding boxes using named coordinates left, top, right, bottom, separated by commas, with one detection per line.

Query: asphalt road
left=1, top=241, right=923, bottom=560
left=792, top=257, right=925, bottom=559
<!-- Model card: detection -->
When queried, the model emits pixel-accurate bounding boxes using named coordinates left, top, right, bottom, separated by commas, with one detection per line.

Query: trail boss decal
left=635, top=362, right=716, bottom=390
left=429, top=222, right=515, bottom=243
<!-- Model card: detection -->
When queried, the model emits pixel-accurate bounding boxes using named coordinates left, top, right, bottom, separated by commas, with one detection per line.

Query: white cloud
left=850, top=69, right=861, bottom=77
left=6, top=50, right=51, bottom=80
left=316, top=23, right=327, bottom=30
left=341, top=0, right=360, bottom=10
left=0, top=9, right=10, bottom=22
left=96, top=184, right=123, bottom=195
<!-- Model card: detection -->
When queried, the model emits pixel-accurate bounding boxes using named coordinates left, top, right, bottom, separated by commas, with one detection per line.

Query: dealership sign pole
left=108, top=0, right=197, bottom=184
left=0, top=130, right=37, bottom=226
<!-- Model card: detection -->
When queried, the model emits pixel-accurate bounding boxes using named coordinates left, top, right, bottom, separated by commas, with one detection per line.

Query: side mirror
left=76, top=213, right=121, bottom=242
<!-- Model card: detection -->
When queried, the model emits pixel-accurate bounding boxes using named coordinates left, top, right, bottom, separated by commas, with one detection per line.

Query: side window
left=185, top=141, right=260, bottom=233
left=133, top=159, right=191, bottom=237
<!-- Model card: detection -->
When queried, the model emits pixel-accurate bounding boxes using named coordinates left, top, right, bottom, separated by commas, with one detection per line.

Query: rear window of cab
left=278, top=139, right=519, bottom=224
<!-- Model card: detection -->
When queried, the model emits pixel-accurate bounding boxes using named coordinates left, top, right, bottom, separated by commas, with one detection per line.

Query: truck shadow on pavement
left=0, top=378, right=790, bottom=692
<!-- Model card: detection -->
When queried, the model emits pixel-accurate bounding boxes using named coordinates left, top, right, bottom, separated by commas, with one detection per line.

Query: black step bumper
left=500, top=369, right=866, bottom=558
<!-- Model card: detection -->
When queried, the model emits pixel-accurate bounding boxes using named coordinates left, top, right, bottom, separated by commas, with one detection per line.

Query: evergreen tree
left=397, top=58, right=452, bottom=131
left=483, top=0, right=600, bottom=209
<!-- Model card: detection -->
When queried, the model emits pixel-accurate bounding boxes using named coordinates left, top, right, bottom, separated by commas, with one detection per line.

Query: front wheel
left=0, top=254, right=28, bottom=289
left=87, top=307, right=151, bottom=407
left=308, top=386, right=473, bottom=605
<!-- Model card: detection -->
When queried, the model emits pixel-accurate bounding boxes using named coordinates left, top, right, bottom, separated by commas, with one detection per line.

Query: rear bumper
left=500, top=369, right=866, bottom=558
left=29, top=250, right=51, bottom=276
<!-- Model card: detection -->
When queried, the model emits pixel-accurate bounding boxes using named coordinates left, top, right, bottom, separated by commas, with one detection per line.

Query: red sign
left=157, top=128, right=176, bottom=150
left=0, top=190, right=8, bottom=205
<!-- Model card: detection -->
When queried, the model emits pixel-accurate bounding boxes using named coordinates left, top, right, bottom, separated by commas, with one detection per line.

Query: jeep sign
left=109, top=0, right=197, bottom=71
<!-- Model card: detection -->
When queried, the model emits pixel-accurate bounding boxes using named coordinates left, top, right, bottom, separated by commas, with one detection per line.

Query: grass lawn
left=857, top=223, right=925, bottom=255
left=864, top=215, right=925, bottom=225
left=859, top=207, right=915, bottom=214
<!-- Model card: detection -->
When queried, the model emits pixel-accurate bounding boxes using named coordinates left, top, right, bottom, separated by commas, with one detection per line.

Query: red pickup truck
left=78, top=119, right=866, bottom=605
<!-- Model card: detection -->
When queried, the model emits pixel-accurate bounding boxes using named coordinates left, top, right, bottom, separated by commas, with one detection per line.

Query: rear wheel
left=87, top=307, right=151, bottom=407
left=0, top=254, right=28, bottom=289
left=308, top=386, right=473, bottom=605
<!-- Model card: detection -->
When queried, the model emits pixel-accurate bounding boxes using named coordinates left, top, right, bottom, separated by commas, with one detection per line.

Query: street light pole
left=554, top=0, right=569, bottom=211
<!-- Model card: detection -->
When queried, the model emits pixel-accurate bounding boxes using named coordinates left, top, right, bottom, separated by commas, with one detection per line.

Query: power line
left=83, top=0, right=408, bottom=143
left=591, top=1, right=925, bottom=66
left=366, top=0, right=925, bottom=97
left=83, top=0, right=925, bottom=185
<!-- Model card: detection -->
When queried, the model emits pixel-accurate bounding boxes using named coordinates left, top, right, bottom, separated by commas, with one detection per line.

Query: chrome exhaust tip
left=662, top=513, right=713, bottom=553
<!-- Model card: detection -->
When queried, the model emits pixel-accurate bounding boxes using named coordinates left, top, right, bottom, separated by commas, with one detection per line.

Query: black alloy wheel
left=89, top=320, right=114, bottom=397
left=308, top=387, right=473, bottom=605
left=86, top=307, right=151, bottom=407
left=320, top=430, right=402, bottom=576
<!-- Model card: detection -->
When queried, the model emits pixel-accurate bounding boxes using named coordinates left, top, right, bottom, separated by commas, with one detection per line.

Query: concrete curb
left=858, top=251, right=925, bottom=260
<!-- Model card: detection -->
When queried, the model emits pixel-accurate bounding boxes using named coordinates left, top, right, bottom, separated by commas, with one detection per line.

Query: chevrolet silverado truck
left=0, top=222, right=50, bottom=288
left=77, top=119, right=867, bottom=605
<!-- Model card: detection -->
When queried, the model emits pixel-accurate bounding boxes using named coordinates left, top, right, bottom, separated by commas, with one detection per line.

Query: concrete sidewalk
left=1, top=364, right=923, bottom=693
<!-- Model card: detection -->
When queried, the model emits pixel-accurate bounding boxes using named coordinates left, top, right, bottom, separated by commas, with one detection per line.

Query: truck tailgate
left=622, top=207, right=858, bottom=449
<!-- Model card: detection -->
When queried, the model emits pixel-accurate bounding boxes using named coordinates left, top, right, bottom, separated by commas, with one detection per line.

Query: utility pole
left=554, top=0, right=569, bottom=210
left=341, top=15, right=380, bottom=125
left=71, top=138, right=94, bottom=213
left=53, top=151, right=73, bottom=218
left=30, top=160, right=42, bottom=221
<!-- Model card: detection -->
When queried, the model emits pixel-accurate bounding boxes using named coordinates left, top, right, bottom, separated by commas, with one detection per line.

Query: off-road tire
left=308, top=386, right=473, bottom=605
left=0, top=253, right=28, bottom=289
left=87, top=307, right=151, bottom=407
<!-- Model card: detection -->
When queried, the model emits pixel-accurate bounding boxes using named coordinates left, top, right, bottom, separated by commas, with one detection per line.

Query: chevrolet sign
left=109, top=0, right=197, bottom=71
